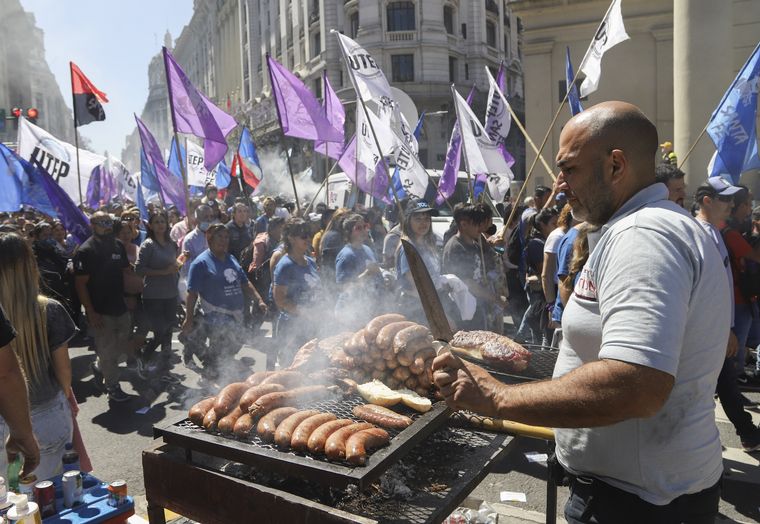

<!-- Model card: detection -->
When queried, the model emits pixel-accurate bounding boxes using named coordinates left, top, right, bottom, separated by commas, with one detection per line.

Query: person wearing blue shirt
left=271, top=218, right=321, bottom=369
left=552, top=224, right=582, bottom=325
left=181, top=224, right=266, bottom=379
left=254, top=197, right=276, bottom=235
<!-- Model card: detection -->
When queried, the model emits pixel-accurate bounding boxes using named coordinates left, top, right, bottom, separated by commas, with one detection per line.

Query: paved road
left=69, top=325, right=760, bottom=524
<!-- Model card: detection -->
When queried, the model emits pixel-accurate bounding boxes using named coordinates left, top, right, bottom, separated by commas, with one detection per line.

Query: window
left=449, top=56, right=457, bottom=83
left=391, top=54, right=414, bottom=82
left=461, top=23, right=467, bottom=39
left=387, top=2, right=415, bottom=32
left=486, top=21, right=496, bottom=47
left=314, top=78, right=322, bottom=99
left=350, top=12, right=360, bottom=38
left=443, top=5, right=454, bottom=35
left=313, top=32, right=321, bottom=56
left=465, top=63, right=469, bottom=80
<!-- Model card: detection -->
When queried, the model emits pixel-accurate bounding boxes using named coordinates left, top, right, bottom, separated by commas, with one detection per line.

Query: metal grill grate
left=459, top=344, right=559, bottom=383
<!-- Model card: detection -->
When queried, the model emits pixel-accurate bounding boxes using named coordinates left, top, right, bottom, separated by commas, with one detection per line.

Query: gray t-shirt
left=554, top=183, right=729, bottom=505
left=135, top=238, right=180, bottom=300
left=30, top=299, right=77, bottom=406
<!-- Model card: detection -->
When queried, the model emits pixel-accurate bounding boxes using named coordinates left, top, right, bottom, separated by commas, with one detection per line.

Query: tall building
left=0, top=0, right=74, bottom=145
left=239, top=0, right=526, bottom=179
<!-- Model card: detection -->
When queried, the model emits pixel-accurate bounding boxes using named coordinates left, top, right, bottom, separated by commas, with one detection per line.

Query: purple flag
left=86, top=162, right=118, bottom=209
left=437, top=86, right=475, bottom=205
left=163, top=47, right=237, bottom=171
left=337, top=135, right=391, bottom=204
left=495, top=64, right=516, bottom=167
left=267, top=55, right=342, bottom=143
left=314, top=72, right=345, bottom=160
left=135, top=114, right=186, bottom=214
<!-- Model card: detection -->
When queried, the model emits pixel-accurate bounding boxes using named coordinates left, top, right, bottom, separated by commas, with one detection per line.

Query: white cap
left=13, top=494, right=27, bottom=510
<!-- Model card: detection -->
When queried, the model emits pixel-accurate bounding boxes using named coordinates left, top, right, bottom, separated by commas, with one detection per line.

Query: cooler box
left=41, top=473, right=134, bottom=524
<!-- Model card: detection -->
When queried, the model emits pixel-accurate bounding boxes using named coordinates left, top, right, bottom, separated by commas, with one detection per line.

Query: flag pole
left=677, top=124, right=709, bottom=170
left=332, top=31, right=404, bottom=220
left=450, top=84, right=475, bottom=203
left=503, top=94, right=556, bottom=181
left=162, top=49, right=191, bottom=214
left=68, top=62, right=84, bottom=206
left=265, top=55, right=302, bottom=214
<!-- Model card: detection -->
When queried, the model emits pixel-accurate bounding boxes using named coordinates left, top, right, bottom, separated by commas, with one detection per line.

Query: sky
left=19, top=0, right=194, bottom=160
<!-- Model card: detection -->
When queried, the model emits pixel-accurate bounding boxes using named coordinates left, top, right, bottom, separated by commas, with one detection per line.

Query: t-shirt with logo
left=272, top=254, right=321, bottom=322
left=74, top=236, right=129, bottom=316
left=187, top=250, right=249, bottom=315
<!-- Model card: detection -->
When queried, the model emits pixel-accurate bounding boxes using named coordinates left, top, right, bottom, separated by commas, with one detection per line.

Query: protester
left=542, top=205, right=575, bottom=336
left=180, top=204, right=215, bottom=278
left=0, top=305, right=40, bottom=477
left=0, top=233, right=78, bottom=479
left=31, top=222, right=73, bottom=314
left=433, top=102, right=729, bottom=522
left=51, top=220, right=78, bottom=257
left=319, top=208, right=350, bottom=296
left=74, top=211, right=133, bottom=403
left=254, top=197, right=277, bottom=235
left=654, top=162, right=686, bottom=207
left=225, top=202, right=252, bottom=262
left=170, top=199, right=200, bottom=245
left=201, top=183, right=222, bottom=220
left=551, top=217, right=584, bottom=327
left=311, top=208, right=335, bottom=264
left=248, top=216, right=285, bottom=305
left=272, top=218, right=321, bottom=369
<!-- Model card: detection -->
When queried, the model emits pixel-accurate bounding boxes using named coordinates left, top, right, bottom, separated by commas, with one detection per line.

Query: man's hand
left=257, top=300, right=268, bottom=315
left=726, top=330, right=738, bottom=359
left=87, top=310, right=103, bottom=329
left=432, top=352, right=504, bottom=417
left=6, top=431, right=40, bottom=477
left=181, top=318, right=193, bottom=336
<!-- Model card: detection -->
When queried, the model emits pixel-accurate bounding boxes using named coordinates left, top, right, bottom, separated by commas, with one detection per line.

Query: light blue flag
left=707, top=42, right=760, bottom=184
left=215, top=158, right=231, bottom=189
left=140, top=148, right=160, bottom=193
left=566, top=47, right=583, bottom=116
left=0, top=144, right=56, bottom=216
left=135, top=180, right=149, bottom=221
left=167, top=137, right=187, bottom=182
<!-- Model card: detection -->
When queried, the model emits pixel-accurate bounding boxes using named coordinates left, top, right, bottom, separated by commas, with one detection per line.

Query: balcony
left=387, top=30, right=415, bottom=42
left=486, top=0, right=498, bottom=15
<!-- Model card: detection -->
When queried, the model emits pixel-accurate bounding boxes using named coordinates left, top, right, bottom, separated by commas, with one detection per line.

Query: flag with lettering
left=135, top=114, right=186, bottom=214
left=388, top=112, right=425, bottom=201
left=314, top=72, right=346, bottom=160
left=266, top=55, right=342, bottom=143
left=485, top=66, right=516, bottom=167
left=578, top=0, right=629, bottom=98
left=338, top=135, right=391, bottom=204
left=70, top=62, right=108, bottom=126
left=566, top=47, right=584, bottom=116
left=163, top=47, right=237, bottom=170
left=438, top=86, right=475, bottom=205
left=706, top=42, right=760, bottom=184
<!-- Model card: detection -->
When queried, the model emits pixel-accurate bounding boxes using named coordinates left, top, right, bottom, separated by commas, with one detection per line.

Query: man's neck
left=696, top=210, right=719, bottom=227
left=210, top=249, right=226, bottom=260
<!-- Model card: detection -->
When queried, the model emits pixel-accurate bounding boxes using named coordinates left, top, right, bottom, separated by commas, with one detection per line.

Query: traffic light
left=26, top=108, right=38, bottom=124
left=11, top=107, right=21, bottom=118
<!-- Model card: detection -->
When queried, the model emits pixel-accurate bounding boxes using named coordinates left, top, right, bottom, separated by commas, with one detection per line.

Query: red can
left=33, top=480, right=56, bottom=517
left=107, top=480, right=128, bottom=507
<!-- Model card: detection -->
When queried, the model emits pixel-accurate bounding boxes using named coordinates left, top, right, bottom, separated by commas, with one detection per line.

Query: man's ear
left=610, top=149, right=627, bottom=183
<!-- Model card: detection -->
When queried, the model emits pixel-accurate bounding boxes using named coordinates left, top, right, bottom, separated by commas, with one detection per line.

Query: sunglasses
left=354, top=223, right=370, bottom=230
left=92, top=220, right=113, bottom=227
left=716, top=195, right=734, bottom=203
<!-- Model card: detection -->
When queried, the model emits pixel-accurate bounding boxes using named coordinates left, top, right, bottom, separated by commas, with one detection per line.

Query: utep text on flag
left=267, top=56, right=342, bottom=143
left=578, top=0, right=629, bottom=98
left=135, top=114, right=186, bottom=214
left=163, top=47, right=237, bottom=170
left=438, top=87, right=475, bottom=205
left=485, top=65, right=516, bottom=168
left=707, top=42, right=760, bottom=185
left=389, top=112, right=425, bottom=201
left=70, top=62, right=108, bottom=126
left=566, top=47, right=584, bottom=116
left=314, top=72, right=346, bottom=160
left=231, top=127, right=263, bottom=191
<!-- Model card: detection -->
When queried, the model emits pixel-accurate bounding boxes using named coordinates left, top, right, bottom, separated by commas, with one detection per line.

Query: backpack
left=507, top=226, right=523, bottom=266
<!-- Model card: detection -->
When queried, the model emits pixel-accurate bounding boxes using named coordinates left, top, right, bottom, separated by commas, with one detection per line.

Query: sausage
left=352, top=404, right=413, bottom=430
left=371, top=369, right=385, bottom=380
left=344, top=329, right=369, bottom=356
left=384, top=376, right=401, bottom=390
left=238, top=383, right=286, bottom=412
left=392, top=366, right=412, bottom=382
left=408, top=359, right=424, bottom=376
left=202, top=407, right=219, bottom=431
left=392, top=325, right=431, bottom=354
left=375, top=321, right=416, bottom=350
left=291, top=413, right=337, bottom=452
left=217, top=406, right=245, bottom=434
left=260, top=371, right=306, bottom=389
left=424, top=358, right=434, bottom=386
left=248, top=385, right=334, bottom=418
left=346, top=428, right=390, bottom=466
left=381, top=346, right=396, bottom=360
left=324, top=422, right=374, bottom=461
left=410, top=348, right=435, bottom=375
left=256, top=407, right=299, bottom=442
left=233, top=413, right=256, bottom=438
left=365, top=314, right=407, bottom=344
left=397, top=352, right=413, bottom=367
left=245, top=371, right=274, bottom=386
left=307, top=419, right=354, bottom=454
left=213, top=382, right=251, bottom=417
left=415, top=386, right=431, bottom=397
left=274, top=410, right=321, bottom=449
left=372, top=358, right=387, bottom=371
left=384, top=357, right=399, bottom=369
left=188, top=397, right=215, bottom=426
left=405, top=336, right=434, bottom=355
left=404, top=376, right=418, bottom=390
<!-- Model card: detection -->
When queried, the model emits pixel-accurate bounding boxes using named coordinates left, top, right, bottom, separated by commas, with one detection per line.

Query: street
left=68, top=323, right=760, bottom=524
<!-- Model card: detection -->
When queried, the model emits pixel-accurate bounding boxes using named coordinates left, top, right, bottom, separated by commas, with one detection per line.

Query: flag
left=389, top=112, right=426, bottom=201
left=231, top=127, right=263, bottom=191
left=140, top=148, right=160, bottom=193
left=70, top=62, right=108, bottom=126
left=266, top=55, right=342, bottom=143
left=135, top=180, right=149, bottom=221
left=167, top=137, right=187, bottom=182
left=578, top=0, right=629, bottom=98
left=314, top=72, right=346, bottom=160
left=438, top=86, right=476, bottom=205
left=163, top=47, right=237, bottom=170
left=0, top=145, right=24, bottom=212
left=706, top=42, right=760, bottom=185
left=452, top=87, right=514, bottom=202
left=34, top=162, right=91, bottom=243
left=185, top=139, right=212, bottom=187
left=215, top=158, right=231, bottom=189
left=485, top=66, right=516, bottom=167
left=86, top=155, right=134, bottom=208
left=17, top=117, right=105, bottom=202
left=566, top=47, right=584, bottom=116
left=338, top=135, right=392, bottom=204
left=135, top=115, right=186, bottom=214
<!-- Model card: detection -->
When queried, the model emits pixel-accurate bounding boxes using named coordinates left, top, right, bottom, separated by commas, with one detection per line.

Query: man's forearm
left=74, top=277, right=94, bottom=313
left=185, top=292, right=199, bottom=322
left=492, top=360, right=674, bottom=427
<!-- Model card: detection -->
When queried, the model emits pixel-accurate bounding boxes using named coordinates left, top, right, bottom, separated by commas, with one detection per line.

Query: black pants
left=564, top=475, right=721, bottom=524
left=716, top=356, right=757, bottom=438
left=142, top=297, right=178, bottom=357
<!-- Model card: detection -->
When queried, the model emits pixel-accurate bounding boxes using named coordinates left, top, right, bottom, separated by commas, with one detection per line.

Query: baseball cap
left=405, top=199, right=439, bottom=216
left=707, top=176, right=742, bottom=196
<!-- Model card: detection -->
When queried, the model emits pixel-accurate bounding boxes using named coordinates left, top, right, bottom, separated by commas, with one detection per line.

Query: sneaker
left=740, top=394, right=759, bottom=408
left=106, top=384, right=131, bottom=403
left=136, top=358, right=158, bottom=380
left=160, top=374, right=181, bottom=385
left=90, top=362, right=105, bottom=392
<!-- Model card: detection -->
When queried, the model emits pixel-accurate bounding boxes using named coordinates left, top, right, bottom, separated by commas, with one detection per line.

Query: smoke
left=255, top=147, right=323, bottom=205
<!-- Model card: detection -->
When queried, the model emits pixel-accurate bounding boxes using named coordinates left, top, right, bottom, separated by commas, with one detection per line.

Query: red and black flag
left=70, top=62, right=108, bottom=127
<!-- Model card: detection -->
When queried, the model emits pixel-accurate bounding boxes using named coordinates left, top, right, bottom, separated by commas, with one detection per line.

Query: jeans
left=564, top=475, right=721, bottom=524
left=142, top=297, right=178, bottom=357
left=516, top=288, right=546, bottom=344
left=0, top=390, right=73, bottom=481
left=183, top=311, right=244, bottom=374
left=716, top=355, right=757, bottom=438
left=90, top=312, right=132, bottom=388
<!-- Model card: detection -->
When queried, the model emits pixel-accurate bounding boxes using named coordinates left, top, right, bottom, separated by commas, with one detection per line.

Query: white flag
left=17, top=117, right=105, bottom=203
left=578, top=0, right=629, bottom=98
left=484, top=67, right=512, bottom=144
left=185, top=140, right=213, bottom=187
left=104, top=154, right=136, bottom=202
left=453, top=88, right=514, bottom=202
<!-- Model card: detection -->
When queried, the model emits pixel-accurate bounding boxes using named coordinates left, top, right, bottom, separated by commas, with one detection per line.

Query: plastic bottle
left=61, top=443, right=80, bottom=472
left=5, top=458, right=21, bottom=493
left=0, top=478, right=12, bottom=517
left=5, top=495, right=41, bottom=524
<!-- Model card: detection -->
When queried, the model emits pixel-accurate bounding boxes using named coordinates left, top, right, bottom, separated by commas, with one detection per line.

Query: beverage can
left=107, top=480, right=127, bottom=507
left=61, top=443, right=80, bottom=472
left=32, top=481, right=54, bottom=518
left=17, top=477, right=35, bottom=503
left=61, top=471, right=82, bottom=508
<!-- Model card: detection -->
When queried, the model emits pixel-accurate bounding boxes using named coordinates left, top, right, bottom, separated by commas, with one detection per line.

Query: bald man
left=433, top=102, right=729, bottom=523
